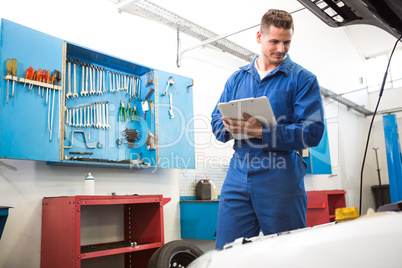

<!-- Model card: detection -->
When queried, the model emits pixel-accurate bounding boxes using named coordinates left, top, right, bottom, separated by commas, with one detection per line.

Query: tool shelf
left=0, top=18, right=195, bottom=169
left=3, top=75, right=63, bottom=91
left=41, top=195, right=171, bottom=268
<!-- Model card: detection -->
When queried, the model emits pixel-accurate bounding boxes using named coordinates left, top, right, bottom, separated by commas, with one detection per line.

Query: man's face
left=257, top=25, right=293, bottom=66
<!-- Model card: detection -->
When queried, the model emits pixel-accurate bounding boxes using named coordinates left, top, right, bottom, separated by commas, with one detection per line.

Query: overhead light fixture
left=115, top=0, right=257, bottom=67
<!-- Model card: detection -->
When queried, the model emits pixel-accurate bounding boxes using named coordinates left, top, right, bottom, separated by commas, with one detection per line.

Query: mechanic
left=211, top=9, right=325, bottom=249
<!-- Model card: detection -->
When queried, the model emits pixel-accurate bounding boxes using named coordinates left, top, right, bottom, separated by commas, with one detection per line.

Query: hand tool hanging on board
left=142, top=100, right=149, bottom=120
left=41, top=69, right=47, bottom=98
left=98, top=66, right=103, bottom=95
left=49, top=70, right=60, bottom=142
left=126, top=103, right=134, bottom=121
left=31, top=71, right=37, bottom=91
left=133, top=104, right=139, bottom=122
left=89, top=64, right=95, bottom=95
left=80, top=61, right=86, bottom=96
left=109, top=71, right=114, bottom=92
left=145, top=71, right=154, bottom=86
left=36, top=68, right=43, bottom=96
left=136, top=77, right=141, bottom=100
left=169, top=91, right=174, bottom=119
left=63, top=130, right=95, bottom=149
left=24, top=66, right=34, bottom=90
left=148, top=100, right=154, bottom=122
left=106, top=102, right=110, bottom=128
left=119, top=100, right=126, bottom=122
left=129, top=76, right=137, bottom=101
left=66, top=58, right=72, bottom=99
left=162, top=76, right=177, bottom=95
left=122, top=128, right=140, bottom=148
left=5, top=59, right=12, bottom=104
left=72, top=59, right=79, bottom=98
left=45, top=70, right=50, bottom=104
left=102, top=68, right=107, bottom=94
left=145, top=130, right=156, bottom=150
left=144, top=87, right=154, bottom=101
left=11, top=58, right=17, bottom=98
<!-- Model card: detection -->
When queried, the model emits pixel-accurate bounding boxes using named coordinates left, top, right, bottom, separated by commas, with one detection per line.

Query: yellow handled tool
left=5, top=59, right=12, bottom=104
left=11, top=58, right=17, bottom=98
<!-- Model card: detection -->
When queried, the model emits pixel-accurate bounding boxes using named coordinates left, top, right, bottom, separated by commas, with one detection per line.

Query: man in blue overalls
left=211, top=9, right=325, bottom=249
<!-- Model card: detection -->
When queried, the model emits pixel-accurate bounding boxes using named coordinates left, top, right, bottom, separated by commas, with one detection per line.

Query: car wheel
left=148, top=240, right=204, bottom=268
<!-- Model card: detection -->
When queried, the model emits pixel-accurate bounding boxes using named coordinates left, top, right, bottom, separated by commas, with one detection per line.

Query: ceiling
left=115, top=0, right=399, bottom=60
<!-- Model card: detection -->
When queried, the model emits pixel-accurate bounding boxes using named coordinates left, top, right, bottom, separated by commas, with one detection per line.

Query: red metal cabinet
left=306, top=190, right=346, bottom=227
left=41, top=195, right=170, bottom=268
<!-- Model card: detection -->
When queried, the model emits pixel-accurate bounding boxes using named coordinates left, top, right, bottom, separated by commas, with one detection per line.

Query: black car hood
left=297, top=0, right=402, bottom=39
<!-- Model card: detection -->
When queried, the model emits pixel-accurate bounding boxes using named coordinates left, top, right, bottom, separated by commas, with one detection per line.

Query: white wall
left=0, top=0, right=399, bottom=267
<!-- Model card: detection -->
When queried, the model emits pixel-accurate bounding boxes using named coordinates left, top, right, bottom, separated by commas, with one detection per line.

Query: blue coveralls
left=211, top=55, right=325, bottom=249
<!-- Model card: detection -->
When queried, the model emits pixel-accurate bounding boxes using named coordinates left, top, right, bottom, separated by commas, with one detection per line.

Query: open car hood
left=297, top=0, right=402, bottom=39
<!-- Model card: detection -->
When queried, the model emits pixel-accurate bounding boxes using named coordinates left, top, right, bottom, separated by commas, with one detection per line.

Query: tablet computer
left=217, top=96, right=277, bottom=140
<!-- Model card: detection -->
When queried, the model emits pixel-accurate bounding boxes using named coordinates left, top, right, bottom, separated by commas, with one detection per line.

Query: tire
left=148, top=240, right=204, bottom=268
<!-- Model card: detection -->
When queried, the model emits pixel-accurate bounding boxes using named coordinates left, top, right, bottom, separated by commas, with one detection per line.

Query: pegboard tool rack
left=0, top=19, right=195, bottom=169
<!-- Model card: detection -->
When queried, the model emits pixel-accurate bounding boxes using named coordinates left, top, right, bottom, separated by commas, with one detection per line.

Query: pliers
left=119, top=100, right=126, bottom=122
left=132, top=105, right=139, bottom=122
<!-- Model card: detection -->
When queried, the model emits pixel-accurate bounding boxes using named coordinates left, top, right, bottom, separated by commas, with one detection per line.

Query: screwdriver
left=45, top=70, right=51, bottom=104
left=31, top=71, right=38, bottom=91
left=49, top=70, right=60, bottom=142
left=11, top=58, right=17, bottom=98
left=41, top=69, right=48, bottom=98
left=6, top=59, right=12, bottom=104
left=36, top=68, right=42, bottom=96
left=25, top=66, right=34, bottom=88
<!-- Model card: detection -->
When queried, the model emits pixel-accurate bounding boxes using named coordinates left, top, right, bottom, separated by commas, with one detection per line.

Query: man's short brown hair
left=260, top=9, right=294, bottom=33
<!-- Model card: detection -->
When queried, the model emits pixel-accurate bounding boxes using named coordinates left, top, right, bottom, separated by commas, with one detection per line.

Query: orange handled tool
left=25, top=66, right=34, bottom=90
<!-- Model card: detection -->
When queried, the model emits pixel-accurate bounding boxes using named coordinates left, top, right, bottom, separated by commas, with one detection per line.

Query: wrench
left=137, top=78, right=141, bottom=100
left=80, top=62, right=86, bottom=96
left=85, top=63, right=89, bottom=96
left=66, top=58, right=73, bottom=99
left=101, top=102, right=106, bottom=129
left=106, top=102, right=110, bottom=129
left=98, top=67, right=102, bottom=94
left=91, top=104, right=95, bottom=128
left=169, top=91, right=174, bottom=119
left=89, top=65, right=94, bottom=95
left=68, top=108, right=72, bottom=126
left=116, top=73, right=120, bottom=91
left=65, top=108, right=69, bottom=126
left=83, top=107, right=86, bottom=127
left=109, top=71, right=113, bottom=92
left=79, top=107, right=83, bottom=127
left=99, top=68, right=103, bottom=95
left=72, top=59, right=78, bottom=98
left=87, top=106, right=91, bottom=128
left=102, top=69, right=107, bottom=94
left=98, top=103, right=102, bottom=128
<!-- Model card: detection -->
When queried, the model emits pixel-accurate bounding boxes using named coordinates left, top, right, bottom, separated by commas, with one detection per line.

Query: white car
left=189, top=210, right=402, bottom=268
